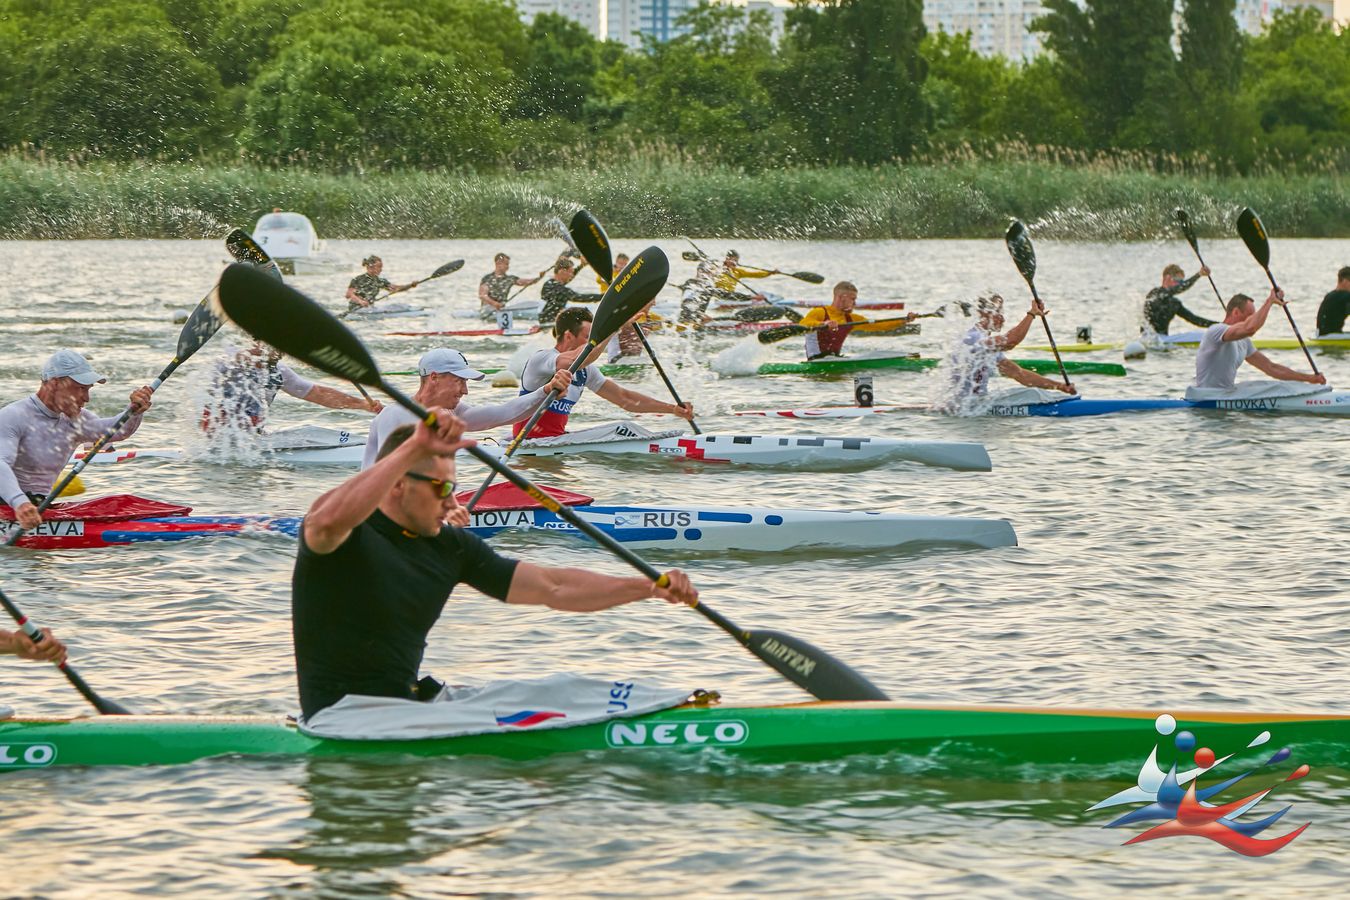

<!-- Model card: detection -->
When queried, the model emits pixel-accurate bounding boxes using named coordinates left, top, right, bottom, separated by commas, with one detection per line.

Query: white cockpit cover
left=297, top=674, right=692, bottom=740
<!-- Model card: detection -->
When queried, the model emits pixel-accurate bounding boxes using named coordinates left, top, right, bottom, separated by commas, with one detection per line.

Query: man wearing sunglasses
left=361, top=348, right=573, bottom=469
left=294, top=410, right=698, bottom=723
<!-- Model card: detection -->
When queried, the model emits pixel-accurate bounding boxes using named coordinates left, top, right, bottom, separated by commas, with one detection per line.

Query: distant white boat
left=251, top=210, right=345, bottom=275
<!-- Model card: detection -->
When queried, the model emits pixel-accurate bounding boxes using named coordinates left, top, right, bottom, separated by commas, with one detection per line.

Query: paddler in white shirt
left=0, top=349, right=153, bottom=530
left=514, top=307, right=694, bottom=440
left=944, top=294, right=1077, bottom=404
left=798, top=281, right=918, bottom=360
left=202, top=341, right=382, bottom=434
left=360, top=347, right=573, bottom=468
left=1192, top=290, right=1327, bottom=391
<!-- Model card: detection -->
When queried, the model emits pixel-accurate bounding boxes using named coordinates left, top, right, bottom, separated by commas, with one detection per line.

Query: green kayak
left=2, top=702, right=1344, bottom=771
left=757, top=355, right=1127, bottom=377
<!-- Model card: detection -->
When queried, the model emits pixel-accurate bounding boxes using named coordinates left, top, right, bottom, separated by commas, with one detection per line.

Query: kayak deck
left=6, top=507, right=1017, bottom=553
left=4, top=703, right=1348, bottom=770
left=755, top=356, right=1127, bottom=377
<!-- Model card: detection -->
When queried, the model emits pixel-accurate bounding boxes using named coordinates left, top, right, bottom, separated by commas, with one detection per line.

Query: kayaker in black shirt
left=1316, top=266, right=1350, bottom=336
left=1144, top=264, right=1215, bottom=335
left=346, top=255, right=415, bottom=313
left=539, top=259, right=602, bottom=325
left=291, top=412, right=697, bottom=720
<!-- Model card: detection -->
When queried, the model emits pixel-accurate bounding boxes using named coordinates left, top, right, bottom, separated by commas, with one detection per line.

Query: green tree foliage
left=1175, top=0, right=1255, bottom=167
left=1032, top=0, right=1177, bottom=150
left=516, top=13, right=601, bottom=123
left=0, top=0, right=1348, bottom=173
left=1241, top=7, right=1350, bottom=162
left=921, top=30, right=1012, bottom=145
left=1, top=0, right=225, bottom=157
left=770, top=0, right=931, bottom=164
left=241, top=0, right=523, bottom=168
left=625, top=3, right=789, bottom=167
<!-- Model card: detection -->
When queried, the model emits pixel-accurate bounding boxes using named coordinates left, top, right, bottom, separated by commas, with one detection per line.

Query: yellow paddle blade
left=56, top=472, right=86, bottom=498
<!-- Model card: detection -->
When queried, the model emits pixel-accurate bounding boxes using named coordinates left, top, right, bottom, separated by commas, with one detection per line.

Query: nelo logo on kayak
left=606, top=719, right=748, bottom=748
left=0, top=743, right=57, bottom=767
left=0, top=520, right=84, bottom=537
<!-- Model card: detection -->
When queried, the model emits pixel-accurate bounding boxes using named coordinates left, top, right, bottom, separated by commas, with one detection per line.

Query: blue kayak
left=990, top=391, right=1350, bottom=418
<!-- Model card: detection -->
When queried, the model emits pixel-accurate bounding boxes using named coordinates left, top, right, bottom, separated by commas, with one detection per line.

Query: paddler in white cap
left=0, top=350, right=153, bottom=530
left=361, top=347, right=573, bottom=468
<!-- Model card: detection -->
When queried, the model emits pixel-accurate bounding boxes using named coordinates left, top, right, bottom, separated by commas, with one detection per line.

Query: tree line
left=2, top=0, right=1347, bottom=173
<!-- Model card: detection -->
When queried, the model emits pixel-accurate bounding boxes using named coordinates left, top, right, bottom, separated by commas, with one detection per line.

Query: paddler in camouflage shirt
left=346, top=256, right=415, bottom=313
left=478, top=253, right=543, bottom=320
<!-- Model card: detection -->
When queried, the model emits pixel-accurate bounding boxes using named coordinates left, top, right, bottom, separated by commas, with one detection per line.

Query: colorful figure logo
left=495, top=710, right=566, bottom=728
left=1089, top=714, right=1311, bottom=856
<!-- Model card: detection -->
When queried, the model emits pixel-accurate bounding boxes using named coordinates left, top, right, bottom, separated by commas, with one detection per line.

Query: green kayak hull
left=757, top=357, right=1127, bottom=377
left=2, top=703, right=1345, bottom=772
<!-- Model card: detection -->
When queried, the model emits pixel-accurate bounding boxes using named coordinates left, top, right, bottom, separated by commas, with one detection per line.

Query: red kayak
left=386, top=326, right=542, bottom=337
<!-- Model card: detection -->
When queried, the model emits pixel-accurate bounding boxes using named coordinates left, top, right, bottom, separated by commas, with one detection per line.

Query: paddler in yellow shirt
left=714, top=250, right=773, bottom=294
left=596, top=253, right=630, bottom=292
left=799, top=281, right=916, bottom=360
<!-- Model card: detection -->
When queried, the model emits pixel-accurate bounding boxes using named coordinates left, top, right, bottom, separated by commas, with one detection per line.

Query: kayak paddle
left=678, top=249, right=823, bottom=284
left=338, top=259, right=465, bottom=320
left=719, top=304, right=802, bottom=323
left=1005, top=220, right=1072, bottom=389
left=227, top=229, right=378, bottom=405
left=0, top=590, right=128, bottom=714
left=740, top=264, right=826, bottom=285
left=1236, top=208, right=1320, bottom=377
left=464, top=246, right=672, bottom=510
left=758, top=311, right=935, bottom=345
left=569, top=210, right=700, bottom=433
left=6, top=288, right=223, bottom=548
left=1173, top=209, right=1226, bottom=313
left=212, top=262, right=888, bottom=702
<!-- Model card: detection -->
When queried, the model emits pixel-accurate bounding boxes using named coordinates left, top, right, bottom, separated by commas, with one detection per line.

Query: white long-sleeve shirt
left=0, top=394, right=144, bottom=508
left=359, top=387, right=551, bottom=469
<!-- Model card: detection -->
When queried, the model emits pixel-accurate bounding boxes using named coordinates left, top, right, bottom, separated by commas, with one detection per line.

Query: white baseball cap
left=417, top=348, right=484, bottom=380
left=42, top=349, right=107, bottom=385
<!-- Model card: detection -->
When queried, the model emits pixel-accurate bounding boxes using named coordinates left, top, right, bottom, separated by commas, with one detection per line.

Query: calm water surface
left=1, top=238, right=1347, bottom=897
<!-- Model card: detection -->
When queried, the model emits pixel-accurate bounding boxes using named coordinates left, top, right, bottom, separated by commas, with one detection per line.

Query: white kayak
left=509, top=422, right=992, bottom=471
left=734, top=406, right=912, bottom=419
left=469, top=504, right=1017, bottom=552
left=343, top=303, right=430, bottom=320
left=74, top=424, right=993, bottom=472
left=451, top=300, right=543, bottom=320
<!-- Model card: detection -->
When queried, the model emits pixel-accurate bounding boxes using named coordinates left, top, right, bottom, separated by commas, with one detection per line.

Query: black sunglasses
left=405, top=471, right=457, bottom=499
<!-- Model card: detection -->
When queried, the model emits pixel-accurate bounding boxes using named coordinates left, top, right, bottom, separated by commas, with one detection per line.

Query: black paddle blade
left=789, top=271, right=825, bottom=284
left=214, top=263, right=380, bottom=387
left=681, top=250, right=703, bottom=262
left=431, top=259, right=464, bottom=279
left=746, top=629, right=889, bottom=701
left=1005, top=220, right=1036, bottom=286
left=1174, top=208, right=1201, bottom=253
left=734, top=304, right=795, bottom=322
left=591, top=246, right=669, bottom=341
left=1236, top=207, right=1271, bottom=269
left=224, top=228, right=283, bottom=282
left=175, top=292, right=225, bottom=360
left=757, top=324, right=808, bottom=344
left=569, top=209, right=613, bottom=279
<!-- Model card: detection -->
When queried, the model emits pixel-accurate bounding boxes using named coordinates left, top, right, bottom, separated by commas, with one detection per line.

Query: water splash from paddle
left=711, top=337, right=773, bottom=377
